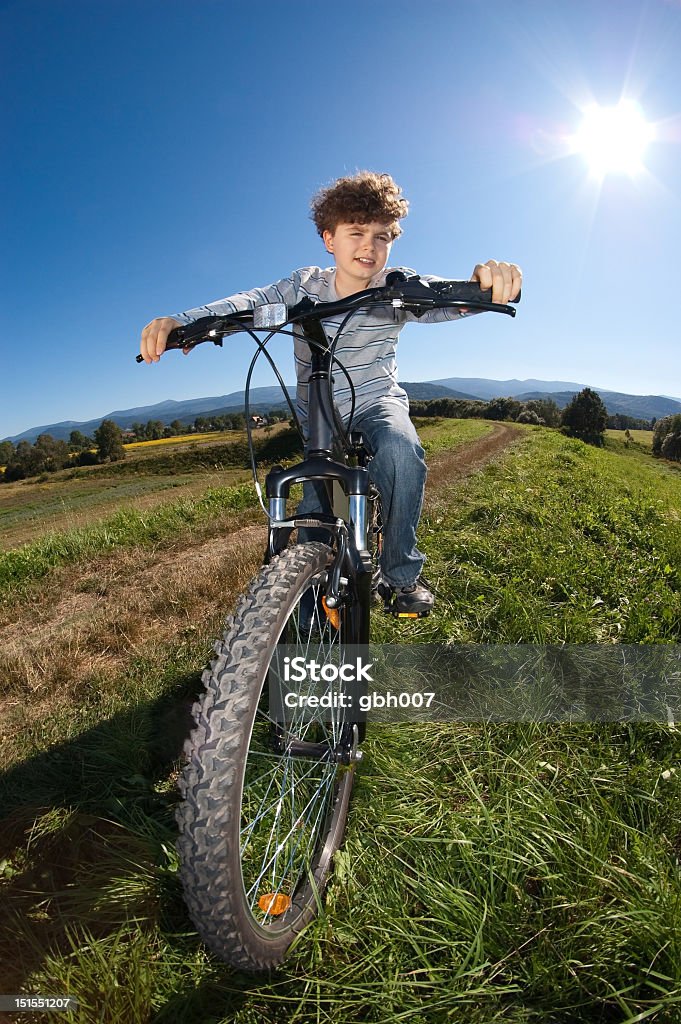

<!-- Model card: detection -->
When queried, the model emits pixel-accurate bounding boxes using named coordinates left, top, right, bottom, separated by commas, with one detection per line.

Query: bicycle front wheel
left=177, top=541, right=359, bottom=971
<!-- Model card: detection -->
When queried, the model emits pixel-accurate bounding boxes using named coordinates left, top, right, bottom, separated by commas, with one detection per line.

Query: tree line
left=128, top=411, right=277, bottom=439
left=413, top=388, right=681, bottom=459
left=0, top=409, right=290, bottom=483
left=2, top=393, right=678, bottom=484
left=0, top=421, right=126, bottom=482
left=410, top=391, right=652, bottom=436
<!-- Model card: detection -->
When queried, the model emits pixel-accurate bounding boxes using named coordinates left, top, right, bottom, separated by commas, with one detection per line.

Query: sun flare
left=572, top=100, right=654, bottom=178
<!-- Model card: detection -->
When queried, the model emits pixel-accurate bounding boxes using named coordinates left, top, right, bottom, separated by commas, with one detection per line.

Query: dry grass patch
left=0, top=521, right=264, bottom=752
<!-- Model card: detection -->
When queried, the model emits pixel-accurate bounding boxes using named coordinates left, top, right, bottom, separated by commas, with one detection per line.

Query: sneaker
left=393, top=577, right=434, bottom=615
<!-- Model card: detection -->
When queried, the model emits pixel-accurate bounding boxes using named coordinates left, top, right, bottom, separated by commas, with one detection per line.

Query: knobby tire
left=176, top=541, right=357, bottom=971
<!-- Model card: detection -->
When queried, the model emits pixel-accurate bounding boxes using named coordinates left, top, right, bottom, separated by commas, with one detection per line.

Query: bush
left=516, top=409, right=544, bottom=425
left=652, top=414, right=681, bottom=462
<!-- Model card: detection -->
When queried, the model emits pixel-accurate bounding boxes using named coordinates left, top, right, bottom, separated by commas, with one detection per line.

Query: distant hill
left=3, top=387, right=294, bottom=443
left=400, top=382, right=480, bottom=401
left=430, top=377, right=586, bottom=400
left=4, top=380, right=680, bottom=443
left=430, top=379, right=681, bottom=422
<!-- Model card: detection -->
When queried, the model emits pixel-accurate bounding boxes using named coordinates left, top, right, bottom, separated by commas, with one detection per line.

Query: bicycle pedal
left=388, top=607, right=430, bottom=619
left=379, top=593, right=431, bottom=619
left=377, top=581, right=431, bottom=619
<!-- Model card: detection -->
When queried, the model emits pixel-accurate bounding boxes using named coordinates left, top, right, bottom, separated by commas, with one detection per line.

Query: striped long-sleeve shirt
left=174, top=265, right=473, bottom=428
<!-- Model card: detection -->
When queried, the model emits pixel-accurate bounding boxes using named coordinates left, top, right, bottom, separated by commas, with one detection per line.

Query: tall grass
left=1, top=426, right=681, bottom=1022
left=374, top=428, right=681, bottom=645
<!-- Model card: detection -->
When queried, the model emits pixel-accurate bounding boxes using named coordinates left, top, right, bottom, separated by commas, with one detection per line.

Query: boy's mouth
left=355, top=257, right=375, bottom=266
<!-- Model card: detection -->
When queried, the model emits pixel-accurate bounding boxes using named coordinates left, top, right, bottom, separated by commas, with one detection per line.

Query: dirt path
left=424, top=422, right=521, bottom=493
left=0, top=423, right=522, bottom=727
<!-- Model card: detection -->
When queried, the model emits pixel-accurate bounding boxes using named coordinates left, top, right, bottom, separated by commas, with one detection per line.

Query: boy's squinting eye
left=345, top=227, right=391, bottom=242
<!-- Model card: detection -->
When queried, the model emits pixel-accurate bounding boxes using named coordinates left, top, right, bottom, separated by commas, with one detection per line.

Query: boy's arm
left=139, top=270, right=308, bottom=364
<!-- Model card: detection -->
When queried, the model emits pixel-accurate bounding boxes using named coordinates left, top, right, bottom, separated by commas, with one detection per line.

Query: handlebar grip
left=165, top=325, right=187, bottom=347
left=431, top=280, right=521, bottom=304
left=135, top=323, right=196, bottom=363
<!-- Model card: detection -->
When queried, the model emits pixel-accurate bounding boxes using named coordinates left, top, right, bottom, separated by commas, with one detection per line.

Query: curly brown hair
left=310, top=171, right=409, bottom=239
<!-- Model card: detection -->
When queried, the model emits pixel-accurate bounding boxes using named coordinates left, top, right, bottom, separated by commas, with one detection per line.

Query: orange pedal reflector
left=396, top=612, right=419, bottom=618
left=258, top=892, right=291, bottom=916
left=321, top=596, right=341, bottom=629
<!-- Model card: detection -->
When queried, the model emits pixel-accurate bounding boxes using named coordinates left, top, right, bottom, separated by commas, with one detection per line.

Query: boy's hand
left=470, top=260, right=522, bottom=304
left=140, top=317, right=183, bottom=364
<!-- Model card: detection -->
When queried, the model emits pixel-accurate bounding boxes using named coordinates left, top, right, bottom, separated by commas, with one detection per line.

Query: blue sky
left=3, top=0, right=681, bottom=439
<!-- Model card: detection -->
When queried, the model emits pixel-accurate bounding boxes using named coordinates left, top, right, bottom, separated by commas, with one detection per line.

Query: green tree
left=561, top=388, right=608, bottom=445
left=94, top=419, right=126, bottom=462
left=524, top=398, right=561, bottom=427
left=0, top=440, right=14, bottom=465
left=69, top=430, right=94, bottom=450
left=145, top=419, right=165, bottom=440
left=3, top=436, right=71, bottom=480
left=516, top=408, right=543, bottom=425
left=485, top=397, right=523, bottom=422
left=33, top=433, right=70, bottom=472
left=4, top=441, right=32, bottom=481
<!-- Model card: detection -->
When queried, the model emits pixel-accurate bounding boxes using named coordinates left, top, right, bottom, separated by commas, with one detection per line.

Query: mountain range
left=4, top=379, right=681, bottom=444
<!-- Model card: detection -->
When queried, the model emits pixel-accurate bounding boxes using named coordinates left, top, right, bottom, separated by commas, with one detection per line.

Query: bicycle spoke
left=237, top=571, right=352, bottom=922
left=243, top=764, right=337, bottom=911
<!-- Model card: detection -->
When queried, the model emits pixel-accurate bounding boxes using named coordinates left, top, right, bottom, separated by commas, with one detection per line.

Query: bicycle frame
left=264, top=331, right=374, bottom=646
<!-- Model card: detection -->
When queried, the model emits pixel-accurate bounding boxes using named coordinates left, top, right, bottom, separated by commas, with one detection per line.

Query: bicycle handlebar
left=135, top=275, right=520, bottom=362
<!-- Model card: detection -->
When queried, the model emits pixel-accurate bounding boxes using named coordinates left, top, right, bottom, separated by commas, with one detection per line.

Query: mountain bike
left=138, top=272, right=519, bottom=970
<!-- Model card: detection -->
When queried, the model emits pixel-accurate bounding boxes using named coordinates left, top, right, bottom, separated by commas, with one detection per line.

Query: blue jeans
left=297, top=399, right=427, bottom=589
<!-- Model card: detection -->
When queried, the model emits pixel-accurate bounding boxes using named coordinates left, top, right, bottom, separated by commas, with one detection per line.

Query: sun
left=572, top=100, right=654, bottom=178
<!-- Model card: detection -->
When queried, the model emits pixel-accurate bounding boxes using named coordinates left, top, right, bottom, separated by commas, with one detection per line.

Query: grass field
left=0, top=419, right=491, bottom=560
left=0, top=467, right=253, bottom=551
left=123, top=430, right=234, bottom=449
left=0, top=426, right=289, bottom=551
left=1, top=421, right=680, bottom=1023
left=606, top=429, right=655, bottom=455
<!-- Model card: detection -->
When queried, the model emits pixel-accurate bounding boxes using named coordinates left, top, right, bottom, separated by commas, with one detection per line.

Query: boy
left=140, top=171, right=522, bottom=613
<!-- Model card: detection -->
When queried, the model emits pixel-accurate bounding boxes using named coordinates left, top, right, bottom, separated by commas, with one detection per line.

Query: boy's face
left=322, top=220, right=395, bottom=295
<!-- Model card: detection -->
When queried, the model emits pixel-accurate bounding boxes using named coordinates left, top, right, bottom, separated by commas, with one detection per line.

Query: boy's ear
left=322, top=229, right=334, bottom=254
